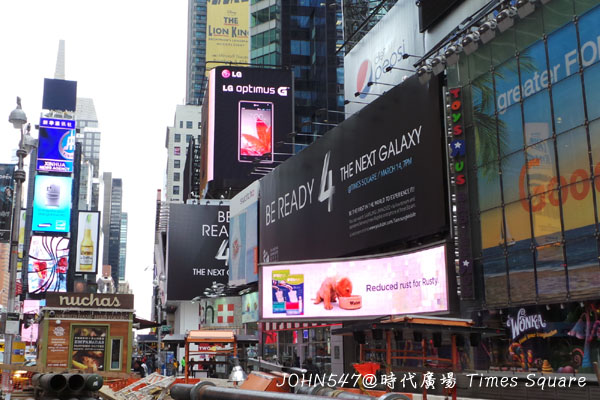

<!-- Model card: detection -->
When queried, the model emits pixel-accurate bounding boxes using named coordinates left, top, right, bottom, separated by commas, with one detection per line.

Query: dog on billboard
left=314, top=276, right=353, bottom=310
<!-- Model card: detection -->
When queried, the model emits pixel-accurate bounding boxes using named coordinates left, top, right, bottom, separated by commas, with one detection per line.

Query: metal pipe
left=65, top=374, right=85, bottom=393
left=83, top=374, right=104, bottom=391
left=172, top=382, right=411, bottom=400
left=32, top=373, right=68, bottom=393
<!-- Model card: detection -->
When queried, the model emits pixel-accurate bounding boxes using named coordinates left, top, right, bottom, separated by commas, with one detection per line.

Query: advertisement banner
left=259, top=75, right=447, bottom=262
left=75, top=211, right=100, bottom=273
left=21, top=299, right=42, bottom=343
left=205, top=0, right=249, bottom=74
left=260, top=244, right=448, bottom=320
left=71, top=325, right=107, bottom=371
left=47, top=319, right=68, bottom=368
left=229, top=181, right=259, bottom=285
left=0, top=164, right=15, bottom=242
left=344, top=1, right=422, bottom=114
left=202, top=66, right=294, bottom=190
left=36, top=118, right=76, bottom=173
left=166, top=203, right=230, bottom=301
left=27, top=235, right=68, bottom=293
left=32, top=175, right=73, bottom=233
left=242, top=292, right=259, bottom=323
left=199, top=296, right=242, bottom=328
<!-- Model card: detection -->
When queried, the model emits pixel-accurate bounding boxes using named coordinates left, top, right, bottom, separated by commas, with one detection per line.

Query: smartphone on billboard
left=238, top=101, right=274, bottom=163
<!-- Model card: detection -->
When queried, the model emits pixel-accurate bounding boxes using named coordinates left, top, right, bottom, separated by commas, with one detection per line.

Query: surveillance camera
left=48, top=310, right=56, bottom=318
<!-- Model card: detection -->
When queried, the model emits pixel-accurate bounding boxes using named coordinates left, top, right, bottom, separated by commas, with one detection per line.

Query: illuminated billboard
left=37, top=117, right=76, bottom=173
left=229, top=181, right=259, bottom=286
left=32, top=175, right=73, bottom=233
left=0, top=164, right=15, bottom=242
left=28, top=235, right=68, bottom=293
left=75, top=211, right=101, bottom=274
left=201, top=66, right=294, bottom=192
left=260, top=244, right=448, bottom=320
left=205, top=0, right=249, bottom=74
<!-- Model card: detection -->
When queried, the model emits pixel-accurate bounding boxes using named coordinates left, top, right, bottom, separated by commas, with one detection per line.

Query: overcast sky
left=0, top=0, right=188, bottom=319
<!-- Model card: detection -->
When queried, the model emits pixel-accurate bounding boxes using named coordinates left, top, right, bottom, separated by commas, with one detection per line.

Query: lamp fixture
left=416, top=63, right=433, bottom=84
left=461, top=31, right=480, bottom=55
left=384, top=66, right=416, bottom=73
left=496, top=7, right=517, bottom=32
left=444, top=44, right=462, bottom=66
left=354, top=91, right=383, bottom=97
left=367, top=81, right=396, bottom=87
left=478, top=20, right=497, bottom=44
left=516, top=0, right=536, bottom=18
left=430, top=55, right=446, bottom=75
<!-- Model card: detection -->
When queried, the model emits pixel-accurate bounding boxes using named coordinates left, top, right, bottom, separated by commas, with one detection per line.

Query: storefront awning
left=134, top=315, right=161, bottom=329
left=163, top=333, right=186, bottom=342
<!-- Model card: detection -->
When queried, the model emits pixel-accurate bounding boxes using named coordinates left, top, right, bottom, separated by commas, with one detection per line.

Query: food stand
left=37, top=292, right=134, bottom=374
left=184, top=330, right=236, bottom=382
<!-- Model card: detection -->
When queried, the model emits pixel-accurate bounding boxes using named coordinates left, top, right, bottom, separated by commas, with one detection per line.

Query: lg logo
left=221, top=69, right=242, bottom=78
left=277, top=86, right=289, bottom=96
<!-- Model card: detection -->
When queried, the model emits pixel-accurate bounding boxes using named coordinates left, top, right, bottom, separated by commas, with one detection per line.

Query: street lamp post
left=5, top=97, right=30, bottom=366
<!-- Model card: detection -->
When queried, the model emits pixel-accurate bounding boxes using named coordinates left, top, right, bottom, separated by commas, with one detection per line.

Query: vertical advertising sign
left=75, top=211, right=101, bottom=274
left=202, top=66, right=294, bottom=191
left=242, top=292, right=259, bottom=323
left=37, top=118, right=76, bottom=173
left=448, top=88, right=474, bottom=299
left=21, top=299, right=41, bottom=343
left=205, top=0, right=249, bottom=74
left=0, top=164, right=15, bottom=242
left=166, top=203, right=230, bottom=301
left=28, top=235, right=69, bottom=293
left=229, top=181, right=259, bottom=286
left=32, top=175, right=73, bottom=233
left=71, top=325, right=107, bottom=371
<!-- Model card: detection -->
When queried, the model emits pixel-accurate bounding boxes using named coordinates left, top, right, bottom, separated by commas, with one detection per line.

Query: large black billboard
left=0, top=165, right=15, bottom=242
left=259, top=75, right=448, bottom=262
left=166, top=203, right=230, bottom=301
left=201, top=66, right=294, bottom=192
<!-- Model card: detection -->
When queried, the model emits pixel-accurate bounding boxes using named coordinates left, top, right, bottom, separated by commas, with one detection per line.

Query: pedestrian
left=181, top=356, right=186, bottom=374
left=173, top=359, right=179, bottom=376
left=133, top=360, right=146, bottom=378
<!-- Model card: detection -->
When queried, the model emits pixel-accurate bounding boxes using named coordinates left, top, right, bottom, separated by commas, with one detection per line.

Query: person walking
left=181, top=357, right=186, bottom=375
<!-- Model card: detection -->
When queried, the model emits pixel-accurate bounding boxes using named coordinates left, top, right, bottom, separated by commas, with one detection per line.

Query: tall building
left=101, top=173, right=124, bottom=289
left=119, top=212, right=128, bottom=281
left=186, top=0, right=208, bottom=105
left=250, top=0, right=345, bottom=142
left=165, top=105, right=202, bottom=203
left=75, top=98, right=101, bottom=211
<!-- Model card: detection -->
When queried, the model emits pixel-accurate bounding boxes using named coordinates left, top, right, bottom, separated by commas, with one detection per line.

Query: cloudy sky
left=0, top=0, right=188, bottom=319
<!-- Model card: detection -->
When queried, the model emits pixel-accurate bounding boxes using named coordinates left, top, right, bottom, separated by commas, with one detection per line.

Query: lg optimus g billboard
left=260, top=75, right=447, bottom=262
left=202, top=66, right=294, bottom=191
left=260, top=244, right=448, bottom=320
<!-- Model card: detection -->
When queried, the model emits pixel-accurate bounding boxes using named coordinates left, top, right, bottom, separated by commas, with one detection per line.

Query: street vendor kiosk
left=184, top=330, right=236, bottom=383
left=37, top=292, right=134, bottom=374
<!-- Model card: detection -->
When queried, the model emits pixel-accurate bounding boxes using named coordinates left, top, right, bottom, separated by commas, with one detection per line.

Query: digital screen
left=37, top=118, right=76, bottom=173
left=27, top=235, right=68, bottom=293
left=260, top=245, right=448, bottom=320
left=239, top=101, right=273, bottom=162
left=75, top=211, right=100, bottom=274
left=32, top=175, right=73, bottom=233
left=42, top=78, right=77, bottom=112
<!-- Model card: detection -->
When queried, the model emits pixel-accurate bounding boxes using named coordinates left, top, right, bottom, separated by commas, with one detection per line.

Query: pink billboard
left=260, top=244, right=448, bottom=320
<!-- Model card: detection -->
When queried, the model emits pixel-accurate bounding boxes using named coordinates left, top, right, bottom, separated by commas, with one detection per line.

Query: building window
left=175, top=146, right=181, bottom=156
left=174, top=133, right=181, bottom=143
left=174, top=160, right=181, bottom=168
left=174, top=172, right=180, bottom=181
left=110, top=338, right=122, bottom=370
left=198, top=122, right=202, bottom=129
left=186, top=134, right=193, bottom=143
left=173, top=186, right=180, bottom=195
left=179, top=121, right=183, bottom=128
left=186, top=121, right=193, bottom=129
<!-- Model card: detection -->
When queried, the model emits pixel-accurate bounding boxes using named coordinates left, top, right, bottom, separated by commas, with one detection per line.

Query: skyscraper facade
left=165, top=105, right=202, bottom=203
left=250, top=0, right=345, bottom=142
left=101, top=173, right=124, bottom=289
left=119, top=212, right=128, bottom=281
left=186, top=0, right=208, bottom=105
left=75, top=98, right=101, bottom=210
